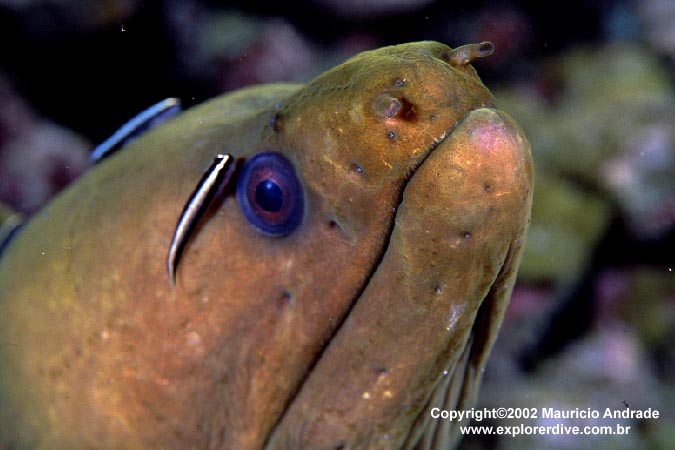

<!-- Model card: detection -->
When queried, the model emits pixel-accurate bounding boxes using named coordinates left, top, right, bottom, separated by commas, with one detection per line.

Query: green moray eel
left=0, top=41, right=533, bottom=449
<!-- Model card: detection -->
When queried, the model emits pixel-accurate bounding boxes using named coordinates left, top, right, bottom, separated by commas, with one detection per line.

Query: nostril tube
left=446, top=41, right=495, bottom=66
left=373, top=94, right=402, bottom=118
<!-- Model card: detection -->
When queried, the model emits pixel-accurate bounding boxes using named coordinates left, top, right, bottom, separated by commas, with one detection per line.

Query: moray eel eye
left=236, top=152, right=304, bottom=236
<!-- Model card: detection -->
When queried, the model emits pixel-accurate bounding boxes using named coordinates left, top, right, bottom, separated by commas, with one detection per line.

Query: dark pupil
left=255, top=179, right=283, bottom=212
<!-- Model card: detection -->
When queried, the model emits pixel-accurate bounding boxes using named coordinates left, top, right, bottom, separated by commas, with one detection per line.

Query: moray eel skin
left=0, top=41, right=533, bottom=449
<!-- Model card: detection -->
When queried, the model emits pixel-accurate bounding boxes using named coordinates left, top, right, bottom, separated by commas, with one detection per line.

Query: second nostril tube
left=445, top=42, right=495, bottom=66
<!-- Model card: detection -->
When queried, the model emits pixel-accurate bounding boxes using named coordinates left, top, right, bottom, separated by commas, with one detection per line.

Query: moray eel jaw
left=265, top=108, right=533, bottom=449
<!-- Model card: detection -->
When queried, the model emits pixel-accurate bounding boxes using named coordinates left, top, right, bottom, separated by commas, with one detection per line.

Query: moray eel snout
left=265, top=108, right=532, bottom=450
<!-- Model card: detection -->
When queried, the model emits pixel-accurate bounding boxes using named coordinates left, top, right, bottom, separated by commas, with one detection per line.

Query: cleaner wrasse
left=0, top=41, right=532, bottom=449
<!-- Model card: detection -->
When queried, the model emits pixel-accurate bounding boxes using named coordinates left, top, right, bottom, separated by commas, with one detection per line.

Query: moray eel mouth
left=263, top=106, right=532, bottom=449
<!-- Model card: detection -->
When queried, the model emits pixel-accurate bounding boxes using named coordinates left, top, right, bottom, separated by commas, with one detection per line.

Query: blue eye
left=236, top=152, right=304, bottom=236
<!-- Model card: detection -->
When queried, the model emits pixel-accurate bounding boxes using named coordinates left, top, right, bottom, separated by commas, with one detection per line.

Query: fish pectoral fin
left=167, top=154, right=235, bottom=285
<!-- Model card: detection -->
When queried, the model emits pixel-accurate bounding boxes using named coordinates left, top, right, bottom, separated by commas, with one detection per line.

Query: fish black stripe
left=167, top=154, right=234, bottom=285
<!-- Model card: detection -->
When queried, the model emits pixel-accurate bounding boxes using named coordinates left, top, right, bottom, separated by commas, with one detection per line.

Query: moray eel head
left=0, top=41, right=532, bottom=449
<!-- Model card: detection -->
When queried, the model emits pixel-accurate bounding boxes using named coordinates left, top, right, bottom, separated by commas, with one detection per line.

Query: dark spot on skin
left=464, top=231, right=472, bottom=239
left=270, top=113, right=284, bottom=132
left=350, top=163, right=363, bottom=174
left=279, top=291, right=292, bottom=305
left=326, top=219, right=350, bottom=239
left=374, top=366, right=388, bottom=376
left=387, top=131, right=396, bottom=139
left=484, top=183, right=492, bottom=193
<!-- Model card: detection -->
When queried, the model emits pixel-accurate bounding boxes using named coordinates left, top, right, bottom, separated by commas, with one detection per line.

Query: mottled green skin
left=0, top=42, right=532, bottom=449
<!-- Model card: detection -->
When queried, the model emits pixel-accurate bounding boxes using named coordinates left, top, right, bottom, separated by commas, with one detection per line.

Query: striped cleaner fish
left=0, top=41, right=533, bottom=449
